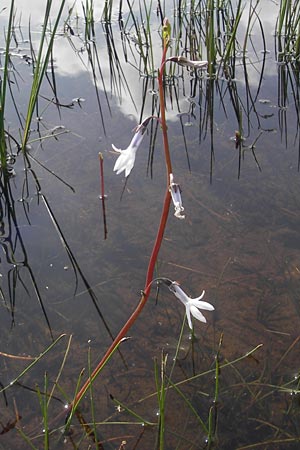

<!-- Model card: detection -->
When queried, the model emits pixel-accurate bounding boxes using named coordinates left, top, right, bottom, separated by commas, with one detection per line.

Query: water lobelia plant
left=65, top=19, right=215, bottom=438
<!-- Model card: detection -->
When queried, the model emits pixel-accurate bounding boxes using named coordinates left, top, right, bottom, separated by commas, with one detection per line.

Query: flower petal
left=113, top=148, right=136, bottom=177
left=192, top=60, right=208, bottom=69
left=113, top=152, right=127, bottom=174
left=190, top=305, right=207, bottom=323
left=125, top=161, right=134, bottom=177
left=193, top=290, right=205, bottom=301
left=167, top=281, right=214, bottom=328
left=112, top=121, right=147, bottom=177
left=112, top=144, right=122, bottom=153
left=169, top=282, right=189, bottom=305
left=169, top=173, right=185, bottom=220
left=190, top=299, right=215, bottom=311
left=167, top=56, right=208, bottom=70
left=130, top=127, right=146, bottom=149
left=185, top=304, right=193, bottom=329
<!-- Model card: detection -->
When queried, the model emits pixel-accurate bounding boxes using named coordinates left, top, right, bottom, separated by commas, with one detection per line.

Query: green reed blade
left=154, top=352, right=168, bottom=450
left=277, top=0, right=288, bottom=36
left=218, top=0, right=244, bottom=76
left=166, top=376, right=209, bottom=435
left=88, top=347, right=100, bottom=449
left=21, top=0, right=66, bottom=151
left=17, top=426, right=39, bottom=450
left=0, top=334, right=66, bottom=394
left=0, top=0, right=15, bottom=169
left=65, top=337, right=129, bottom=430
left=47, top=334, right=73, bottom=408
left=109, top=394, right=154, bottom=426
left=36, top=372, right=50, bottom=450
left=64, top=367, right=86, bottom=433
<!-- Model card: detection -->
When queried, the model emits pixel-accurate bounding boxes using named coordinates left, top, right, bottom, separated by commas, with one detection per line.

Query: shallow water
left=1, top=1, right=300, bottom=449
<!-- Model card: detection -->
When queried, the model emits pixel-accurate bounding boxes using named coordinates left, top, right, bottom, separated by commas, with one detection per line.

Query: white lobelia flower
left=112, top=116, right=152, bottom=177
left=168, top=281, right=214, bottom=329
left=167, top=56, right=208, bottom=70
left=169, top=173, right=185, bottom=219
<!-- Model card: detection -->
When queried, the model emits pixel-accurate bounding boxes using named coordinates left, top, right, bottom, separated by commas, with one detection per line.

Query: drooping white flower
left=167, top=56, right=208, bottom=70
left=112, top=127, right=145, bottom=177
left=112, top=117, right=152, bottom=177
left=168, top=281, right=214, bottom=329
left=169, top=173, right=185, bottom=219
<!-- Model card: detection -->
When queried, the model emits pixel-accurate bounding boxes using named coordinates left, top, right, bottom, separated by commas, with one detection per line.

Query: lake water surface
left=1, top=1, right=300, bottom=449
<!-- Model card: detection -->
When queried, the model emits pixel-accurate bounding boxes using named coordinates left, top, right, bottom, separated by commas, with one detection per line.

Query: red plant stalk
left=99, top=152, right=108, bottom=240
left=68, top=19, right=173, bottom=415
left=158, top=19, right=173, bottom=178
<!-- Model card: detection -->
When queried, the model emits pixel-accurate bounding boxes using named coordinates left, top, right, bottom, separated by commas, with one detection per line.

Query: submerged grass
left=2, top=325, right=265, bottom=449
left=0, top=334, right=66, bottom=395
left=154, top=351, right=167, bottom=450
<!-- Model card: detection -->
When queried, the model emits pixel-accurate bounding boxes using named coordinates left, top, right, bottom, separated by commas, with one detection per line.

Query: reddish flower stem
left=70, top=189, right=171, bottom=411
left=68, top=24, right=172, bottom=416
left=99, top=152, right=108, bottom=240
left=158, top=44, right=172, bottom=178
